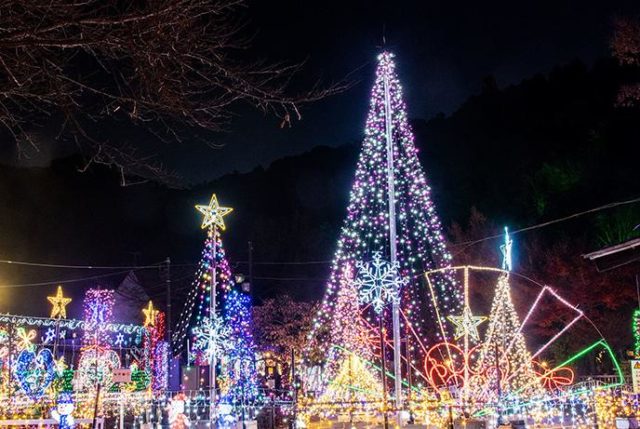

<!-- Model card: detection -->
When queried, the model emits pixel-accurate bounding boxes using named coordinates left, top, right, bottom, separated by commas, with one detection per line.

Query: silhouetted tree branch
left=612, top=16, right=640, bottom=107
left=0, top=0, right=346, bottom=184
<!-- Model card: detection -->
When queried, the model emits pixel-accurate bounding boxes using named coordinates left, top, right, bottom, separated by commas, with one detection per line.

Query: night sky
left=158, top=0, right=639, bottom=182
left=0, top=0, right=638, bottom=342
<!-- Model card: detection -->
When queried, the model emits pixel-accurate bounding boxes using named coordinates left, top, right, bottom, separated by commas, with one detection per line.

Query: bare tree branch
left=0, top=0, right=347, bottom=184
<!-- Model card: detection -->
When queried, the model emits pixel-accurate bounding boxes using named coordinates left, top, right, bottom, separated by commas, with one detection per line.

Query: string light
left=305, top=50, right=461, bottom=397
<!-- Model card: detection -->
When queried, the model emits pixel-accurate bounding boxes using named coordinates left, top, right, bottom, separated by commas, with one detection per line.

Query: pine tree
left=305, top=52, right=461, bottom=384
left=471, top=274, right=544, bottom=402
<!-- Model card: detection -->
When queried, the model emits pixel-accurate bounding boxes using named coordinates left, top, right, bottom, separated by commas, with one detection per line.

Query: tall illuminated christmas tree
left=305, top=53, right=461, bottom=399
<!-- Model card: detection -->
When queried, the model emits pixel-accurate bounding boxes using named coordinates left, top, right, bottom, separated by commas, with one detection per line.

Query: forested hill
left=0, top=58, right=638, bottom=317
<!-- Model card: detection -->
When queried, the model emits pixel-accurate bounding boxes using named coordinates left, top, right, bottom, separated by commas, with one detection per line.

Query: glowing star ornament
left=48, top=285, right=72, bottom=319
left=195, top=193, right=233, bottom=231
left=447, top=306, right=487, bottom=342
left=143, top=300, right=159, bottom=327
left=353, top=251, right=407, bottom=314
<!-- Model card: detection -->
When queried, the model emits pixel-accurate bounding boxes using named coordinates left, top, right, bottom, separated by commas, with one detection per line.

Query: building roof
left=583, top=237, right=640, bottom=272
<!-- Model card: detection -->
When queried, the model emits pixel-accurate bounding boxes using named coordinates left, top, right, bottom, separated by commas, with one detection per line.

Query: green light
left=472, top=339, right=624, bottom=418
left=550, top=340, right=624, bottom=388
left=633, top=308, right=640, bottom=357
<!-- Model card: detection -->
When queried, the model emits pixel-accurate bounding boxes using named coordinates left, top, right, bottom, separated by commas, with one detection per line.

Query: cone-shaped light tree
left=312, top=265, right=381, bottom=393
left=172, top=227, right=234, bottom=360
left=305, top=53, right=462, bottom=397
left=471, top=274, right=544, bottom=402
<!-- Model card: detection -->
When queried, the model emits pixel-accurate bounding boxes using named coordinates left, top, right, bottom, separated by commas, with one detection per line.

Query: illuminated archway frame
left=352, top=265, right=623, bottom=399
left=419, top=265, right=623, bottom=399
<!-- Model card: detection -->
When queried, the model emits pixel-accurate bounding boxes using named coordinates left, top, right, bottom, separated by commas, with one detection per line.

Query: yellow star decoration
left=195, top=193, right=233, bottom=231
left=48, top=285, right=72, bottom=319
left=142, top=300, right=159, bottom=327
left=447, top=306, right=487, bottom=342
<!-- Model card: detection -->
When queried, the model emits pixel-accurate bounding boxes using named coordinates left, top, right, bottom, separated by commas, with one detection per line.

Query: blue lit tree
left=221, top=288, right=261, bottom=405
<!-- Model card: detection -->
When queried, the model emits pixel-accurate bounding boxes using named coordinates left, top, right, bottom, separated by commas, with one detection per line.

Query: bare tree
left=0, top=0, right=344, bottom=184
left=611, top=16, right=640, bottom=107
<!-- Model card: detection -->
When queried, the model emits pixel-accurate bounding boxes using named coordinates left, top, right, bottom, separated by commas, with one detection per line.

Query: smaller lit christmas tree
left=313, top=353, right=384, bottom=417
left=221, top=288, right=261, bottom=404
left=471, top=274, right=543, bottom=401
left=320, top=266, right=378, bottom=388
left=172, top=227, right=234, bottom=359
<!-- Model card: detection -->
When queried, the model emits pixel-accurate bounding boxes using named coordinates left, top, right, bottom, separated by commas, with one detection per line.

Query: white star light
left=353, top=251, right=408, bottom=314
left=115, top=333, right=125, bottom=347
left=447, top=306, right=487, bottom=343
left=192, top=316, right=232, bottom=360
left=43, top=328, right=56, bottom=344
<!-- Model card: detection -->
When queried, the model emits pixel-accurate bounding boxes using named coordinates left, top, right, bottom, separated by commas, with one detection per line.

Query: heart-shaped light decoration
left=13, top=348, right=57, bottom=399
left=76, top=347, right=121, bottom=391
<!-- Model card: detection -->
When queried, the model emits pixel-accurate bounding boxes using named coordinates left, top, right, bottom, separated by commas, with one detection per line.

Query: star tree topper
left=447, top=306, right=487, bottom=342
left=143, top=300, right=159, bottom=327
left=353, top=251, right=408, bottom=314
left=500, top=226, right=513, bottom=272
left=195, top=193, right=233, bottom=231
left=48, top=285, right=72, bottom=319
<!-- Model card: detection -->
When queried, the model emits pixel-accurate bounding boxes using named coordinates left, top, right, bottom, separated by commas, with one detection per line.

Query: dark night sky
left=1, top=0, right=639, bottom=326
left=157, top=0, right=639, bottom=183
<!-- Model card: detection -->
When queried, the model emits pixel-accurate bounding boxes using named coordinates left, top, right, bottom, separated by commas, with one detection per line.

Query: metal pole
left=291, top=348, right=297, bottom=429
left=382, top=53, right=403, bottom=416
left=210, top=227, right=218, bottom=426
left=495, top=342, right=502, bottom=426
left=92, top=383, right=102, bottom=429
left=405, top=334, right=414, bottom=424
left=379, top=317, right=389, bottom=429
left=271, top=396, right=275, bottom=429
left=119, top=391, right=124, bottom=429
left=165, top=257, right=172, bottom=344
left=248, top=241, right=254, bottom=291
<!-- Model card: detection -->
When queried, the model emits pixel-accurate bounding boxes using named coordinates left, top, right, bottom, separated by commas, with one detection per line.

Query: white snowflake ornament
left=353, top=251, right=407, bottom=314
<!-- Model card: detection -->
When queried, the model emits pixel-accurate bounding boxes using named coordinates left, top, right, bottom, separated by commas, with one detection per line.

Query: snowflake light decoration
left=192, top=316, right=232, bottom=361
left=353, top=251, right=408, bottom=314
